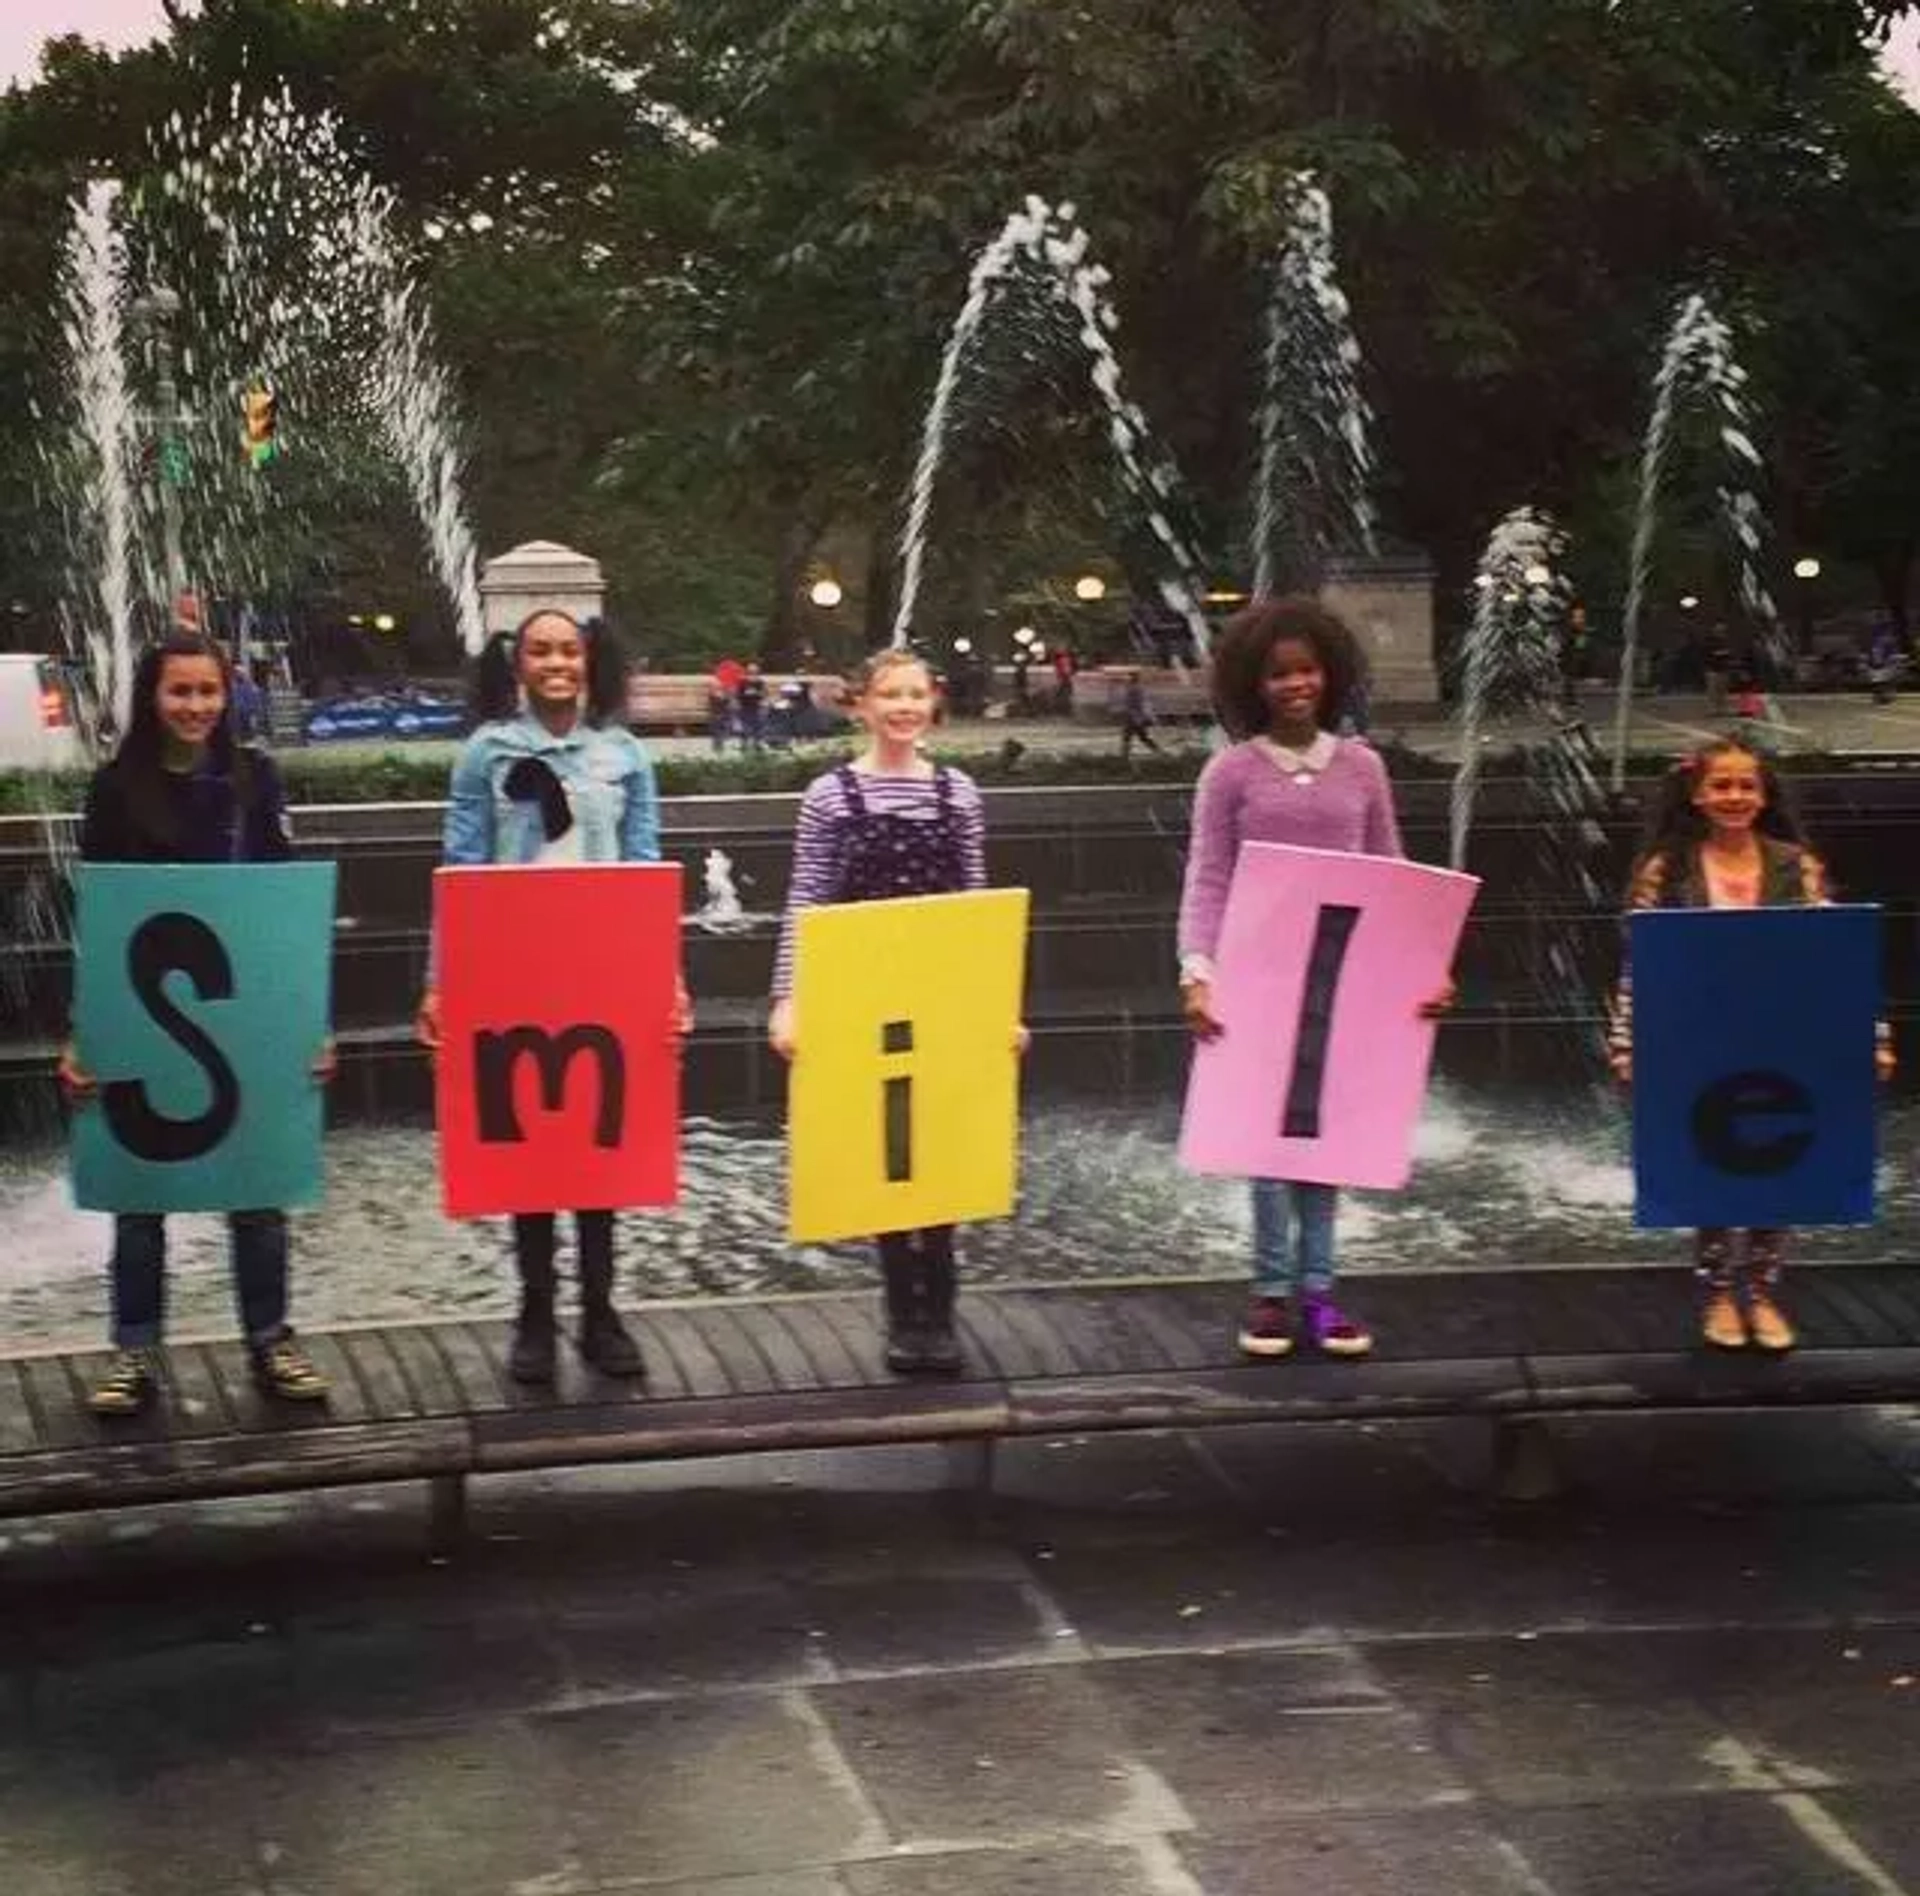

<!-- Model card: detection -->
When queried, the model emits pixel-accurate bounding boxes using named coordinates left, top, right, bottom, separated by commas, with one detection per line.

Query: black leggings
left=878, top=1226, right=955, bottom=1273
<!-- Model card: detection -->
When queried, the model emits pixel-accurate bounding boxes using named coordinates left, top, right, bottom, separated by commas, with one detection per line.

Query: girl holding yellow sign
left=768, top=649, right=996, bottom=1374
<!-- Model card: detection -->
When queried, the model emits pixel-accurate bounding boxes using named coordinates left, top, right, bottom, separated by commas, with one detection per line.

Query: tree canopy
left=0, top=0, right=1915, bottom=669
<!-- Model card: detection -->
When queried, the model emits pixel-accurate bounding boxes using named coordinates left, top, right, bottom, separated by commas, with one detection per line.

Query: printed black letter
left=475, top=1025, right=625, bottom=1148
left=102, top=911, right=241, bottom=1163
left=1281, top=905, right=1361, bottom=1139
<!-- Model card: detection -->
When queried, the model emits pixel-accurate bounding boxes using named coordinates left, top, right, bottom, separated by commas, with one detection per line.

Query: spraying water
left=1252, top=174, right=1378, bottom=597
left=892, top=196, right=1211, bottom=660
left=57, top=182, right=140, bottom=735
left=1449, top=508, right=1572, bottom=870
left=1610, top=293, right=1776, bottom=791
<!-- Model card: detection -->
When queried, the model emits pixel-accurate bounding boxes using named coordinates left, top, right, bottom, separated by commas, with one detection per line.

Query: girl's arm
left=1608, top=853, right=1668, bottom=1077
left=1798, top=848, right=1830, bottom=905
left=621, top=739, right=662, bottom=864
left=1175, top=754, right=1239, bottom=979
left=770, top=777, right=849, bottom=1003
left=441, top=736, right=495, bottom=867
left=420, top=737, right=495, bottom=1048
left=957, top=776, right=988, bottom=892
left=1360, top=748, right=1405, bottom=859
left=250, top=753, right=295, bottom=861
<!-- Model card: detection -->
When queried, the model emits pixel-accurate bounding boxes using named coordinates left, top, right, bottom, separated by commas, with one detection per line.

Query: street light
left=1679, top=595, right=1700, bottom=611
left=1793, top=557, right=1822, bottom=582
left=1073, top=574, right=1106, bottom=602
left=373, top=613, right=397, bottom=633
left=808, top=577, right=843, bottom=609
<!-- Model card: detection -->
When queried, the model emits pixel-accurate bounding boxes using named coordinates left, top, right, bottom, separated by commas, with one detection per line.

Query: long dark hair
left=111, top=633, right=252, bottom=849
left=1209, top=595, right=1368, bottom=738
left=472, top=610, right=628, bottom=726
left=1630, top=737, right=1813, bottom=890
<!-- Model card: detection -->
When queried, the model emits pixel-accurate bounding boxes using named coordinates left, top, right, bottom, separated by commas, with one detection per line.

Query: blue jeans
left=109, top=1211, right=289, bottom=1350
left=1249, top=1180, right=1338, bottom=1298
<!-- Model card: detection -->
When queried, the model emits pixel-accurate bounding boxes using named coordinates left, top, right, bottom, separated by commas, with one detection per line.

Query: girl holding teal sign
left=416, top=610, right=687, bottom=1385
left=58, top=632, right=332, bottom=1416
left=1608, top=738, right=1895, bottom=1352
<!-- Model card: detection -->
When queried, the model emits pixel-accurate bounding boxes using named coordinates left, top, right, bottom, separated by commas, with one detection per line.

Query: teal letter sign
left=71, top=863, right=337, bottom=1212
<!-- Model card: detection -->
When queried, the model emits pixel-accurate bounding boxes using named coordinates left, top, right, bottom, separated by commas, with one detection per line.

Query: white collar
left=1256, top=732, right=1338, bottom=775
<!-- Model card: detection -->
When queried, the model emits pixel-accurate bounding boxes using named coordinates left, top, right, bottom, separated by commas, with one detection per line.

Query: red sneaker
left=1236, top=1296, right=1294, bottom=1359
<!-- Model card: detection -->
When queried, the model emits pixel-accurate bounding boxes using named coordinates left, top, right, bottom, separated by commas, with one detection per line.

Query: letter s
left=101, top=912, right=241, bottom=1163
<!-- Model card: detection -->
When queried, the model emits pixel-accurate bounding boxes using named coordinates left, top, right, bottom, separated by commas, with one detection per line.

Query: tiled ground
left=4, top=1409, right=1920, bottom=1892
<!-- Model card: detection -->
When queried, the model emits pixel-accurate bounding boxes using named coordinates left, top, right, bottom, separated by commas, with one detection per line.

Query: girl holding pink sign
left=1178, top=599, right=1452, bottom=1360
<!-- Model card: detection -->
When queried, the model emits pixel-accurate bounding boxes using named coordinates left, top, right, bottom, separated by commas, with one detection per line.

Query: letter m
left=474, top=1026, right=625, bottom=1149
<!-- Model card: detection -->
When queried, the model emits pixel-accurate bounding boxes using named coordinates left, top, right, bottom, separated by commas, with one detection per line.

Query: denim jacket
left=442, top=713, right=661, bottom=868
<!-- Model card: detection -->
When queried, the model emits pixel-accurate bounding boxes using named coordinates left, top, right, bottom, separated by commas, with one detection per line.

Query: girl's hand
left=1608, top=1048, right=1632, bottom=1089
left=768, top=997, right=797, bottom=1062
left=415, top=989, right=442, bottom=1053
left=1013, top=1024, right=1031, bottom=1057
left=57, top=1043, right=96, bottom=1103
left=312, top=1037, right=338, bottom=1086
left=1877, top=1042, right=1896, bottom=1085
left=672, top=977, right=694, bottom=1039
left=1181, top=979, right=1223, bottom=1041
left=1418, top=979, right=1457, bottom=1020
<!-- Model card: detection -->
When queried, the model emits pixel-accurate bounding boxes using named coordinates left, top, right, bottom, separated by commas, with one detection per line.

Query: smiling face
left=155, top=653, right=226, bottom=757
left=517, top=613, right=587, bottom=713
left=1691, top=745, right=1766, bottom=838
left=1261, top=635, right=1326, bottom=740
left=860, top=656, right=935, bottom=749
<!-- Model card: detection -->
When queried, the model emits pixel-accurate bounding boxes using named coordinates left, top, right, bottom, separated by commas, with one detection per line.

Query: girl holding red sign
left=59, top=631, right=333, bottom=1416
left=1608, top=738, right=1894, bottom=1352
left=1178, top=598, right=1452, bottom=1361
left=768, top=648, right=999, bottom=1374
left=416, top=610, right=689, bottom=1385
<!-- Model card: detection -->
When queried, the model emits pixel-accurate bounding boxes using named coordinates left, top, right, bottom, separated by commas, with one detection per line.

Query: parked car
left=303, top=686, right=466, bottom=744
left=0, top=654, right=83, bottom=769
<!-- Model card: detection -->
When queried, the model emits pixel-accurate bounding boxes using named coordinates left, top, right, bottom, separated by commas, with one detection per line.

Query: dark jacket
left=78, top=749, right=294, bottom=865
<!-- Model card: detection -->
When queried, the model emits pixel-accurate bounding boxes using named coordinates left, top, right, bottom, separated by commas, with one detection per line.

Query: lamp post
left=128, top=283, right=189, bottom=615
left=1792, top=557, right=1821, bottom=658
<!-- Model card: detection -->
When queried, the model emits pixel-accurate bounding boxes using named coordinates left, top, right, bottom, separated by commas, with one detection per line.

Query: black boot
left=880, top=1235, right=925, bottom=1374
left=918, top=1229, right=962, bottom=1374
left=576, top=1212, right=644, bottom=1378
left=510, top=1215, right=558, bottom=1385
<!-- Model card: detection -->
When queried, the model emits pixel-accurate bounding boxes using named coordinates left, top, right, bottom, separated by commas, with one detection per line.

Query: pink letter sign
left=1178, top=844, right=1478, bottom=1189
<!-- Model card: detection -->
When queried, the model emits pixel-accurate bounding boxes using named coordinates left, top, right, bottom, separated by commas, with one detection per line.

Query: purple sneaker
left=1236, top=1296, right=1294, bottom=1359
left=1299, top=1293, right=1373, bottom=1358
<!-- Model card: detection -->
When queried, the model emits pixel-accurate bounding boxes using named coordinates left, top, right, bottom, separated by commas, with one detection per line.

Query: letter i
left=881, top=1019, right=914, bottom=1182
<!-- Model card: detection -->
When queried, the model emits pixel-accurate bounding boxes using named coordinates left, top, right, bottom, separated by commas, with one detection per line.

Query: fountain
left=42, top=84, right=488, bottom=737
left=1252, top=173, right=1379, bottom=597
left=1448, top=507, right=1616, bottom=1076
left=891, top=196, right=1213, bottom=661
left=1609, top=293, right=1777, bottom=791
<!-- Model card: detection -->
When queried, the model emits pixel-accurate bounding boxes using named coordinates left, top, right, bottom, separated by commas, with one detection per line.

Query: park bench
left=2, top=1263, right=1917, bottom=1553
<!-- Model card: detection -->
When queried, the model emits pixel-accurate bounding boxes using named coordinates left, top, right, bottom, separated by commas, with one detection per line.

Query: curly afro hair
left=1208, top=595, right=1368, bottom=739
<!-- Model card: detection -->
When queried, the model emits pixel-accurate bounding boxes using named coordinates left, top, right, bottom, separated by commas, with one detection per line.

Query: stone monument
left=477, top=540, right=605, bottom=638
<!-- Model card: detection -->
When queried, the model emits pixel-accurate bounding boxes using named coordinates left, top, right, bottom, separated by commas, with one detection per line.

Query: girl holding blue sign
left=1608, top=738, right=1894, bottom=1351
left=1178, top=598, right=1453, bottom=1361
left=58, top=632, right=332, bottom=1415
left=416, top=610, right=688, bottom=1385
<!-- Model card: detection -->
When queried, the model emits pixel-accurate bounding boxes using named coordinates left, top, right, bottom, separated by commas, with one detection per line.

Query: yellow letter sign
left=788, top=888, right=1029, bottom=1244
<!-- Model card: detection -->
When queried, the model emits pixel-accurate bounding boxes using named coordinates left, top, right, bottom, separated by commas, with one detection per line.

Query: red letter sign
left=435, top=864, right=682, bottom=1216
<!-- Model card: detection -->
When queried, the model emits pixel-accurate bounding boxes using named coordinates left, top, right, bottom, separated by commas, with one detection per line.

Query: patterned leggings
left=1694, top=1228, right=1786, bottom=1290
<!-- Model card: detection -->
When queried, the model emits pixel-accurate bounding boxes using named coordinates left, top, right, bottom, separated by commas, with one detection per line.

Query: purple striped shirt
left=771, top=765, right=988, bottom=996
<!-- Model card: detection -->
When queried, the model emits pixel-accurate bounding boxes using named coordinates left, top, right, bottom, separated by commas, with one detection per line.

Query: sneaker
left=251, top=1333, right=330, bottom=1402
left=1299, top=1294, right=1373, bottom=1359
left=1699, top=1288, right=1748, bottom=1351
left=1236, top=1296, right=1294, bottom=1359
left=1745, top=1291, right=1796, bottom=1354
left=87, top=1347, right=157, bottom=1417
left=916, top=1320, right=962, bottom=1375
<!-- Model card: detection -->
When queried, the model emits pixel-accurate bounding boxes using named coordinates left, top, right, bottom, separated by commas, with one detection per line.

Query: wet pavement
left=5, top=1402, right=1920, bottom=1894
